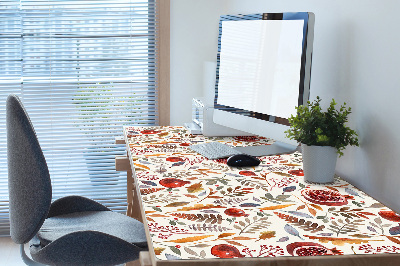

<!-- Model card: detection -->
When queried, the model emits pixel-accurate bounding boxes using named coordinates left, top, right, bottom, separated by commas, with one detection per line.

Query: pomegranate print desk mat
left=124, top=126, right=400, bottom=260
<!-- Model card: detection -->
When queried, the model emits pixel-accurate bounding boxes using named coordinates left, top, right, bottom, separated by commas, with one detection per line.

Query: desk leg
left=125, top=252, right=151, bottom=266
left=126, top=169, right=134, bottom=218
left=127, top=169, right=143, bottom=222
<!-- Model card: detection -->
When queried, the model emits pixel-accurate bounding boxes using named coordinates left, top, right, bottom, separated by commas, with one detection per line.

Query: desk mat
left=124, top=126, right=400, bottom=260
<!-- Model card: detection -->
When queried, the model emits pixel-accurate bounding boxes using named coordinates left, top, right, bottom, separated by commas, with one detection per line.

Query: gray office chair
left=6, top=94, right=148, bottom=265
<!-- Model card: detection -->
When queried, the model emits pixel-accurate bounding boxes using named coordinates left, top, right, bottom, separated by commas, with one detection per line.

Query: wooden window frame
left=156, top=0, right=170, bottom=126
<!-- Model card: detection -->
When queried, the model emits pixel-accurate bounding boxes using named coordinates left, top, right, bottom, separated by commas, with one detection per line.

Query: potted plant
left=285, top=96, right=359, bottom=183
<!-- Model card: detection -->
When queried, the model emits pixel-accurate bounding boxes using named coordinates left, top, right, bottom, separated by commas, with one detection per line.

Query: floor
left=0, top=237, right=25, bottom=266
left=0, top=236, right=141, bottom=266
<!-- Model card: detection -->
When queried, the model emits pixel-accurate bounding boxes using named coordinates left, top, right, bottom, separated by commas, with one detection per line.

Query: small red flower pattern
left=124, top=126, right=400, bottom=261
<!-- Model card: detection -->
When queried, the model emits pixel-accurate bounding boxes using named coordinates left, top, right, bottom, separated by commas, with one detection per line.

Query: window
left=0, top=0, right=169, bottom=236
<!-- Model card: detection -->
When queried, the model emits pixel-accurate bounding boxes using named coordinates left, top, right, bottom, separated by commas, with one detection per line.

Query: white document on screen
left=217, top=19, right=304, bottom=118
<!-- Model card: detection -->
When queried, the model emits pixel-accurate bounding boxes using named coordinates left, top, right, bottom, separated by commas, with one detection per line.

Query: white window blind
left=0, top=0, right=159, bottom=236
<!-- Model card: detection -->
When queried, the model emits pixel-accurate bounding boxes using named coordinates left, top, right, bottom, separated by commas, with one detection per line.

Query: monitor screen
left=217, top=19, right=304, bottom=118
left=213, top=13, right=314, bottom=155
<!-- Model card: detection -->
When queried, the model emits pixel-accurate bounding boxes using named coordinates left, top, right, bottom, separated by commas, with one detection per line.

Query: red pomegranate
left=159, top=178, right=190, bottom=188
left=287, top=242, right=343, bottom=256
left=140, top=129, right=160, bottom=134
left=301, top=189, right=348, bottom=206
left=166, top=157, right=184, bottom=162
left=239, top=170, right=256, bottom=176
left=179, top=143, right=191, bottom=146
left=211, top=244, right=245, bottom=258
left=224, top=208, right=248, bottom=217
left=378, top=211, right=400, bottom=222
left=288, top=169, right=304, bottom=176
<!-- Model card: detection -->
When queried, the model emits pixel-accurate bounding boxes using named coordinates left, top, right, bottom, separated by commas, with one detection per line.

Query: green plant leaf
left=285, top=96, right=359, bottom=157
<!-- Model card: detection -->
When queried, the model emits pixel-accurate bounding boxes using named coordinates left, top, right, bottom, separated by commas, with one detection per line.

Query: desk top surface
left=124, top=126, right=400, bottom=262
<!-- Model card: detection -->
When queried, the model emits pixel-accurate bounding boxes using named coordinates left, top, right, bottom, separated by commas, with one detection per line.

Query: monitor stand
left=233, top=141, right=299, bottom=157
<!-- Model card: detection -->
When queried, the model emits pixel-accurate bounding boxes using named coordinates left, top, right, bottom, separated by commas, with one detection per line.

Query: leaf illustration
left=218, top=233, right=236, bottom=238
left=149, top=213, right=169, bottom=217
left=189, top=224, right=231, bottom=232
left=260, top=204, right=294, bottom=211
left=169, top=235, right=213, bottom=243
left=328, top=219, right=364, bottom=237
left=184, top=194, right=198, bottom=198
left=308, top=207, right=317, bottom=217
left=140, top=187, right=165, bottom=195
left=154, top=247, right=165, bottom=255
left=169, top=246, right=181, bottom=255
left=326, top=186, right=339, bottom=192
left=349, top=234, right=372, bottom=238
left=310, top=204, right=323, bottom=211
left=367, top=226, right=377, bottom=233
left=176, top=204, right=225, bottom=212
left=273, top=172, right=292, bottom=177
left=386, top=236, right=400, bottom=245
left=253, top=196, right=261, bottom=202
left=231, top=236, right=255, bottom=240
left=284, top=224, right=304, bottom=240
left=274, top=212, right=325, bottom=233
left=286, top=211, right=314, bottom=219
left=297, top=205, right=306, bottom=211
left=214, top=198, right=247, bottom=206
left=141, top=180, right=157, bottom=186
left=165, top=253, right=181, bottom=260
left=225, top=240, right=245, bottom=246
left=200, top=250, right=206, bottom=258
left=134, top=163, right=150, bottom=170
left=192, top=244, right=210, bottom=248
left=282, top=186, right=296, bottom=193
left=165, top=202, right=190, bottom=207
left=184, top=247, right=198, bottom=257
left=304, top=235, right=378, bottom=246
left=345, top=188, right=360, bottom=197
left=278, top=236, right=289, bottom=242
left=389, top=225, right=400, bottom=235
left=171, top=213, right=223, bottom=224
left=187, top=183, right=203, bottom=193
left=369, top=203, right=385, bottom=208
left=258, top=231, right=276, bottom=240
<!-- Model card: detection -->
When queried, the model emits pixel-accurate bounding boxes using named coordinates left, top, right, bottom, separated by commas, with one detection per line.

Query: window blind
left=0, top=0, right=159, bottom=236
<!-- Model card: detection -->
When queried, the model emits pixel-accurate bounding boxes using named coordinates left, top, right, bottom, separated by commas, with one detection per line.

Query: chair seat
left=37, top=211, right=147, bottom=248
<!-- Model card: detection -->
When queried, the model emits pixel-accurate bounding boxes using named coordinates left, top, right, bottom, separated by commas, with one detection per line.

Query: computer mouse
left=227, top=154, right=261, bottom=167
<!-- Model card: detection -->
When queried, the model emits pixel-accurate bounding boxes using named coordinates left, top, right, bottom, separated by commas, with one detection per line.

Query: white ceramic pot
left=301, top=144, right=338, bottom=183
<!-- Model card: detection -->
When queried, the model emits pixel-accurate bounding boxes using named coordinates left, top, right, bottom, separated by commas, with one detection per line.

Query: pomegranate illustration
left=378, top=211, right=400, bottom=222
left=288, top=169, right=304, bottom=176
left=301, top=189, right=348, bottom=206
left=238, top=171, right=256, bottom=176
left=224, top=208, right=248, bottom=217
left=166, top=156, right=184, bottom=162
left=159, top=178, right=190, bottom=188
left=140, top=129, right=160, bottom=134
left=287, top=242, right=343, bottom=256
left=211, top=244, right=245, bottom=258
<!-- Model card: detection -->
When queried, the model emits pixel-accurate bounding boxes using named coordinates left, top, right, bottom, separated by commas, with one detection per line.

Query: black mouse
left=227, top=154, right=260, bottom=167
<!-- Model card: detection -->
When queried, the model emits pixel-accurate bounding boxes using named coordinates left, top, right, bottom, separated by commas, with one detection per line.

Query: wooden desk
left=118, top=126, right=400, bottom=266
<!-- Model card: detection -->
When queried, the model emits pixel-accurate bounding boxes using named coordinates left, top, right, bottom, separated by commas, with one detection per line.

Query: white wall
left=170, top=0, right=400, bottom=212
left=170, top=0, right=228, bottom=125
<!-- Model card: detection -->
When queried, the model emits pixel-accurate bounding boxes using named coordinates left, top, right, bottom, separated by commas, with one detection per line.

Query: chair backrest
left=6, top=94, right=52, bottom=244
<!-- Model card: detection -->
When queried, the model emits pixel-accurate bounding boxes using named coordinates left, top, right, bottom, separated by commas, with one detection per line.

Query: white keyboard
left=189, top=142, right=242, bottom=159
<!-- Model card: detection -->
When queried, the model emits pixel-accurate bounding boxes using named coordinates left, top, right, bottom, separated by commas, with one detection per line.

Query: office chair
left=6, top=94, right=148, bottom=265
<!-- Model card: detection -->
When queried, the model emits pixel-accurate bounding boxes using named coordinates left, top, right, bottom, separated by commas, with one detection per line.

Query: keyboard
left=189, top=142, right=242, bottom=160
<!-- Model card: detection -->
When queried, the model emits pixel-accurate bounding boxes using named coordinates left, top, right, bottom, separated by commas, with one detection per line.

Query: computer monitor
left=213, top=12, right=315, bottom=156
